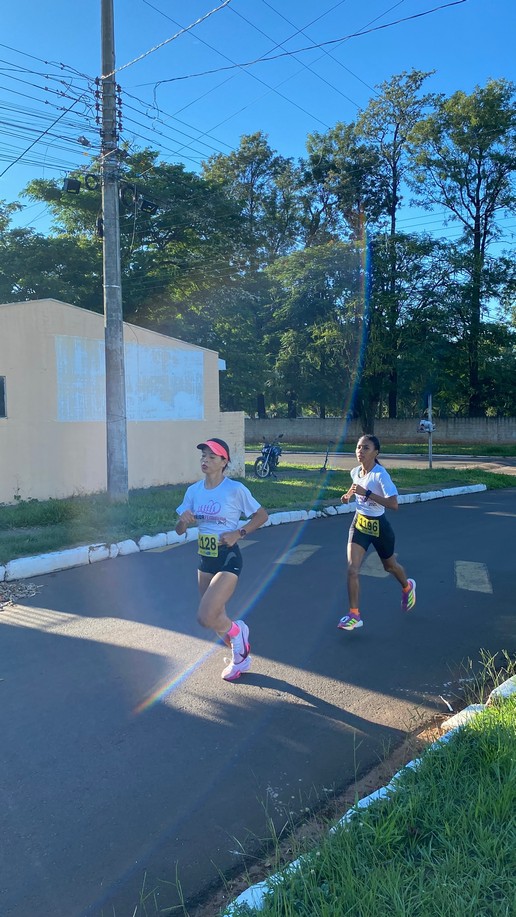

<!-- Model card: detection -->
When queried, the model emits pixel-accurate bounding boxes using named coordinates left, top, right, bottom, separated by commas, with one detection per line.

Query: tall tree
left=410, top=79, right=516, bottom=415
left=357, top=233, right=452, bottom=427
left=265, top=242, right=364, bottom=418
left=300, top=123, right=382, bottom=244
left=203, top=132, right=301, bottom=268
left=356, top=70, right=436, bottom=417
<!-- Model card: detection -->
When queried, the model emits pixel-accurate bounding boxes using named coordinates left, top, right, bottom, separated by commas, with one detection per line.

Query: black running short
left=348, top=512, right=395, bottom=559
left=198, top=542, right=243, bottom=576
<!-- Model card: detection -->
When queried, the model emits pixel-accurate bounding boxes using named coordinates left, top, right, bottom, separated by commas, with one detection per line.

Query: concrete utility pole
left=427, top=393, right=433, bottom=469
left=101, top=0, right=128, bottom=502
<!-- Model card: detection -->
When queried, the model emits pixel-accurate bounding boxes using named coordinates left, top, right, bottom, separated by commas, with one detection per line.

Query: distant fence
left=245, top=417, right=516, bottom=446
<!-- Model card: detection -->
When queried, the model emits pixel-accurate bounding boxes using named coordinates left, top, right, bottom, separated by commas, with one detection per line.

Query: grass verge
left=0, top=465, right=514, bottom=565
left=221, top=672, right=516, bottom=917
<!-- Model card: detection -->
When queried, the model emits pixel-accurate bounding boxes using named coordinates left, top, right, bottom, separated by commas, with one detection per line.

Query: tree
left=202, top=132, right=301, bottom=268
left=410, top=79, right=516, bottom=415
left=265, top=242, right=364, bottom=417
left=23, top=149, right=244, bottom=323
left=299, top=123, right=382, bottom=244
left=352, top=233, right=454, bottom=426
left=356, top=70, right=436, bottom=417
left=0, top=228, right=102, bottom=309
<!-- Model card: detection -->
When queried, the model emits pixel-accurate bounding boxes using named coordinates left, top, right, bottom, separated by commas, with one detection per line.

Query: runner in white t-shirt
left=337, top=435, right=416, bottom=631
left=175, top=438, right=268, bottom=681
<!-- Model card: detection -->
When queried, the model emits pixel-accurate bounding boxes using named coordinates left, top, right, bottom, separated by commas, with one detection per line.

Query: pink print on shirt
left=194, top=500, right=228, bottom=526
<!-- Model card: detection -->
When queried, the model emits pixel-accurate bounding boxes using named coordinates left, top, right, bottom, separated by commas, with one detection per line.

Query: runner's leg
left=347, top=541, right=367, bottom=609
left=381, top=554, right=408, bottom=588
left=197, top=570, right=239, bottom=639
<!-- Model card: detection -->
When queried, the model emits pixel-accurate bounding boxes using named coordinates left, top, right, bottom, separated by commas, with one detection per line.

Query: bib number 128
left=198, top=534, right=219, bottom=557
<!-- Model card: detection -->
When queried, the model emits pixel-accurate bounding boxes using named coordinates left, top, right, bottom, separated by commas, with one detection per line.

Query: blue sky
left=2, top=0, right=516, bottom=242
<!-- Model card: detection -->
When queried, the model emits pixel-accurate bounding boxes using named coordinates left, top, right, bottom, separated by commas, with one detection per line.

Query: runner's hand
left=179, top=510, right=196, bottom=526
left=219, top=530, right=241, bottom=547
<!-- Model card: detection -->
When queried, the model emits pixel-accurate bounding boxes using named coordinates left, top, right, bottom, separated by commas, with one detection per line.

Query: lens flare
left=134, top=222, right=371, bottom=716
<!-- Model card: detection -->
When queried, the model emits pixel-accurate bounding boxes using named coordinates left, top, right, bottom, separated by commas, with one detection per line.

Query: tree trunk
left=257, top=393, right=266, bottom=419
left=468, top=225, right=483, bottom=417
left=388, top=367, right=398, bottom=418
left=287, top=392, right=297, bottom=419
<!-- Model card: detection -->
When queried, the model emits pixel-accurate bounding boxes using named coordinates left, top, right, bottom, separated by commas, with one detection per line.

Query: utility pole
left=101, top=0, right=128, bottom=502
left=427, top=393, right=433, bottom=470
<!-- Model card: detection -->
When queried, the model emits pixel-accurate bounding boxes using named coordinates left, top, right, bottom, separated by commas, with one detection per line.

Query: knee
left=197, top=599, right=214, bottom=629
left=382, top=557, right=395, bottom=573
left=197, top=609, right=210, bottom=629
left=347, top=561, right=360, bottom=579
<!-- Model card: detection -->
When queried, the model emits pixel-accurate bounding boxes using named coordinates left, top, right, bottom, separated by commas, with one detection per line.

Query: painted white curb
left=221, top=673, right=515, bottom=916
left=0, top=484, right=487, bottom=583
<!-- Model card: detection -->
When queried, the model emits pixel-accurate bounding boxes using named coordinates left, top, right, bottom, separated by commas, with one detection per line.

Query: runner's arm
left=353, top=483, right=398, bottom=511
left=219, top=506, right=269, bottom=546
left=175, top=510, right=197, bottom=534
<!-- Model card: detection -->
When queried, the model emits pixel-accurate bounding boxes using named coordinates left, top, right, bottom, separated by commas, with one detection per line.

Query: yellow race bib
left=355, top=513, right=380, bottom=537
left=198, top=533, right=219, bottom=557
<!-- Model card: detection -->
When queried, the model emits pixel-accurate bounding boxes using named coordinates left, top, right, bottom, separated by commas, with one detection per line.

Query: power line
left=258, top=0, right=378, bottom=95
left=0, top=93, right=88, bottom=179
left=141, top=1, right=469, bottom=87
left=104, top=0, right=233, bottom=78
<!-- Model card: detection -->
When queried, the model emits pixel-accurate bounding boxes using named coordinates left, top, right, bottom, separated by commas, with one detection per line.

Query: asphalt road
left=247, top=449, right=516, bottom=476
left=1, top=487, right=515, bottom=916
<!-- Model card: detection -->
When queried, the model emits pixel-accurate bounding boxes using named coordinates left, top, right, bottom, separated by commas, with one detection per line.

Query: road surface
left=1, top=487, right=515, bottom=916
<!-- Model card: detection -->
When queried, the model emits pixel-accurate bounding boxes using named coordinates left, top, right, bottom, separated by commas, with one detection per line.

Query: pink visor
left=197, top=439, right=230, bottom=461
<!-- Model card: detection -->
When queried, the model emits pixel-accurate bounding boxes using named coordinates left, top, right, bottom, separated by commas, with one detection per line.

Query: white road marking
left=238, top=539, right=257, bottom=550
left=360, top=552, right=390, bottom=578
left=455, top=561, right=493, bottom=593
left=274, top=544, right=321, bottom=565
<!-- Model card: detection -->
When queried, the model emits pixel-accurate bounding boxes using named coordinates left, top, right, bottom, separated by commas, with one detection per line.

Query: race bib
left=356, top=513, right=380, bottom=537
left=198, top=533, right=219, bottom=557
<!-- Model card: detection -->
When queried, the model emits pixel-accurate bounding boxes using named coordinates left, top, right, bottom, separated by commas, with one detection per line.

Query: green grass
left=226, top=692, right=516, bottom=917
left=0, top=464, right=514, bottom=565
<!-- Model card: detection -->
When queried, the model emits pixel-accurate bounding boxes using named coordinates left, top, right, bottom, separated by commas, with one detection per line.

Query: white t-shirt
left=176, top=477, right=262, bottom=536
left=350, top=463, right=398, bottom=518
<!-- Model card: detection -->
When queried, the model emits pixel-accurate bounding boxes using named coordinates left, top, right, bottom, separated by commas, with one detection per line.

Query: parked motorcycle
left=254, top=434, right=284, bottom=478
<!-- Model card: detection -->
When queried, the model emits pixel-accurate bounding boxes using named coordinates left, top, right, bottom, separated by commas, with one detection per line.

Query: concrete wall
left=0, top=299, right=244, bottom=503
left=245, top=416, right=516, bottom=446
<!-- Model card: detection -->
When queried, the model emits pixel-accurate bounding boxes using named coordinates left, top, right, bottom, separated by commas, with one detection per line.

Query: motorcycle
left=254, top=434, right=283, bottom=478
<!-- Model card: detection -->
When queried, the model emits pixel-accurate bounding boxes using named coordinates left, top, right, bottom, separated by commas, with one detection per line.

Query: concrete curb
left=222, top=673, right=516, bottom=916
left=0, top=485, right=487, bottom=583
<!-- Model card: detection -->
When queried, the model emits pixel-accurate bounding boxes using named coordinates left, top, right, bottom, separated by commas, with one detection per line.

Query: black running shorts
left=198, top=543, right=243, bottom=576
left=348, top=512, right=395, bottom=559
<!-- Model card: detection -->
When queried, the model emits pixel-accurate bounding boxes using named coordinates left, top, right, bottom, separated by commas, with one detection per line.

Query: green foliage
left=265, top=242, right=364, bottom=416
left=233, top=695, right=516, bottom=917
left=3, top=75, right=516, bottom=422
left=0, top=465, right=513, bottom=564
left=410, top=79, right=516, bottom=416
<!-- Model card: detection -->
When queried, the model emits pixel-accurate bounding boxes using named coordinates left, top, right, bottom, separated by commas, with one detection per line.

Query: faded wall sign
left=55, top=336, right=204, bottom=421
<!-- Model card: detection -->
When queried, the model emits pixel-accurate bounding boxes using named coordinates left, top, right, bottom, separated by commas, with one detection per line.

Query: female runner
left=338, top=434, right=416, bottom=631
left=175, top=438, right=268, bottom=680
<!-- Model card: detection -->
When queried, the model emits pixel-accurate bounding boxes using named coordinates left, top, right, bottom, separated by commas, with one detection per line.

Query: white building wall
left=0, top=299, right=244, bottom=503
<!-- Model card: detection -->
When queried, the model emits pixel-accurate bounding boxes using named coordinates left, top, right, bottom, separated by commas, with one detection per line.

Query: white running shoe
left=222, top=620, right=251, bottom=681
left=221, top=654, right=252, bottom=681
